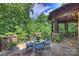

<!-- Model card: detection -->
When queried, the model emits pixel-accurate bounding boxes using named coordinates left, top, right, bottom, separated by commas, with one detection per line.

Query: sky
left=30, top=3, right=62, bottom=19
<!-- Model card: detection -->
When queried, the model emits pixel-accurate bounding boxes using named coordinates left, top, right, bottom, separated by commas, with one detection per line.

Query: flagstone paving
left=31, top=38, right=77, bottom=56
left=0, top=38, right=78, bottom=56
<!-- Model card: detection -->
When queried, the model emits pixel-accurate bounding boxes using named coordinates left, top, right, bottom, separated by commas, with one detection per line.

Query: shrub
left=15, top=26, right=28, bottom=41
left=9, top=41, right=17, bottom=49
left=53, top=33, right=63, bottom=43
left=5, top=32, right=16, bottom=36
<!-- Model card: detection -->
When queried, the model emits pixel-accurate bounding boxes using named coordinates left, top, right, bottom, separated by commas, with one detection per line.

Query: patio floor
left=0, top=38, right=78, bottom=56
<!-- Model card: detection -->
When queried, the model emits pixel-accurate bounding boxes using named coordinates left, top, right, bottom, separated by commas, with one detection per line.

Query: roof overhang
left=48, top=3, right=79, bottom=23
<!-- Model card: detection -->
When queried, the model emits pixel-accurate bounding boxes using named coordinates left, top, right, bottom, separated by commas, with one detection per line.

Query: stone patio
left=0, top=38, right=78, bottom=56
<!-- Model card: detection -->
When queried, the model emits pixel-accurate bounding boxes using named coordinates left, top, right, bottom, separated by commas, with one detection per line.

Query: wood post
left=51, top=21, right=53, bottom=39
left=0, top=37, right=2, bottom=51
left=64, top=22, right=68, bottom=37
left=76, top=22, right=78, bottom=37
left=51, top=18, right=59, bottom=40
left=76, top=12, right=79, bottom=54
left=57, top=22, right=59, bottom=33
left=51, top=21, right=53, bottom=33
left=54, top=19, right=59, bottom=33
left=65, top=22, right=68, bottom=33
left=78, top=12, right=79, bottom=44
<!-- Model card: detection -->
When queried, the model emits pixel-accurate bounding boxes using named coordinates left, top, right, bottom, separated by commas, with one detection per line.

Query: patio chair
left=44, top=40, right=50, bottom=49
left=26, top=42, right=33, bottom=51
left=34, top=42, right=44, bottom=56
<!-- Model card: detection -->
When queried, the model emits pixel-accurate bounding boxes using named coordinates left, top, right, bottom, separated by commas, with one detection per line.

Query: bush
left=53, top=33, right=63, bottom=43
left=6, top=41, right=17, bottom=49
left=5, top=32, right=16, bottom=36
left=15, top=26, right=28, bottom=41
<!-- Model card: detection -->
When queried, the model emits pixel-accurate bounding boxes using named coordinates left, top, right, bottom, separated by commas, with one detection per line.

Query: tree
left=0, top=3, right=51, bottom=41
left=0, top=3, right=33, bottom=34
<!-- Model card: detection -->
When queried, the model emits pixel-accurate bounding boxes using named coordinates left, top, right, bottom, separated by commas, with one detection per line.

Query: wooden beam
left=50, top=4, right=79, bottom=18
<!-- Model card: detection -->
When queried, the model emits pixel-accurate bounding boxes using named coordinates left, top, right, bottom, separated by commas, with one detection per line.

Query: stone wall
left=0, top=43, right=27, bottom=56
left=0, top=35, right=17, bottom=50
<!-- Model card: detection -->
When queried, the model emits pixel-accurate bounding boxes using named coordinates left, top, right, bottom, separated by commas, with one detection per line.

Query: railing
left=60, top=32, right=77, bottom=39
left=52, top=32, right=77, bottom=43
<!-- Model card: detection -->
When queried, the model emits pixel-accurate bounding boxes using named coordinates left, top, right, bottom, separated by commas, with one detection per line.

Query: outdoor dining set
left=26, top=39, right=50, bottom=55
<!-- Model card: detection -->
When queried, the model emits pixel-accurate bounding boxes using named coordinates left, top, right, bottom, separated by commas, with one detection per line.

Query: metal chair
left=44, top=40, right=50, bottom=49
left=34, top=42, right=44, bottom=56
left=26, top=42, right=33, bottom=54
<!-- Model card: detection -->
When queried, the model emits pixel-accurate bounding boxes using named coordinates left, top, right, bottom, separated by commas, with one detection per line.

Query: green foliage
left=26, top=14, right=51, bottom=39
left=5, top=32, right=16, bottom=36
left=68, top=23, right=77, bottom=33
left=59, top=23, right=77, bottom=34
left=59, top=23, right=65, bottom=33
left=0, top=4, right=33, bottom=41
left=35, top=14, right=51, bottom=39
left=0, top=4, right=77, bottom=45
left=0, top=3, right=33, bottom=35
left=6, top=41, right=17, bottom=49
left=0, top=3, right=51, bottom=43
left=53, top=34, right=63, bottom=43
left=15, top=26, right=28, bottom=40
